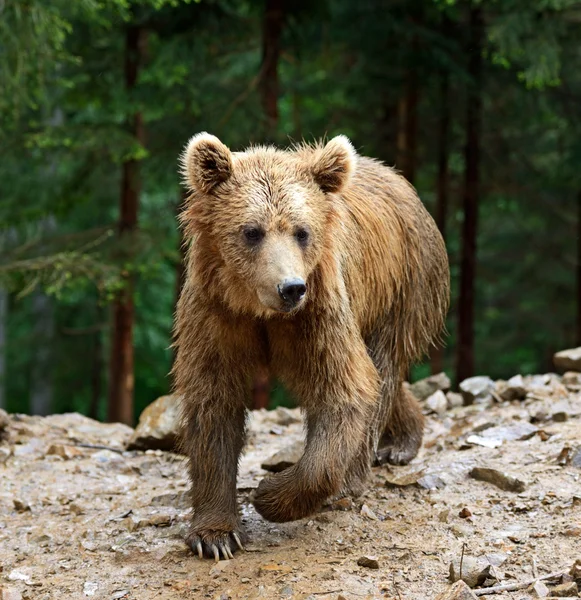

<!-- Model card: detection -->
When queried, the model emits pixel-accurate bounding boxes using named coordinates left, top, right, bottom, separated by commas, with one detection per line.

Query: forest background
left=1, top=0, right=580, bottom=425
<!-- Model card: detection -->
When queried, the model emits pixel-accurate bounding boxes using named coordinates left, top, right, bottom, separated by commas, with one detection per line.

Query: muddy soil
left=0, top=382, right=580, bottom=600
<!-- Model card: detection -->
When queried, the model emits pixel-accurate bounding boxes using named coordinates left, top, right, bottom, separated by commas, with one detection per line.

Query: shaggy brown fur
left=172, top=133, right=449, bottom=560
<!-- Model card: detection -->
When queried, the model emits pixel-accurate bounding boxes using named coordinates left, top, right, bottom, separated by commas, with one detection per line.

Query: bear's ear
left=310, top=135, right=356, bottom=194
left=180, top=132, right=233, bottom=194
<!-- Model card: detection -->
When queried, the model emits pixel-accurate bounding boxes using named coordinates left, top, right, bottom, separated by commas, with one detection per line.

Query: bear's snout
left=277, top=278, right=307, bottom=309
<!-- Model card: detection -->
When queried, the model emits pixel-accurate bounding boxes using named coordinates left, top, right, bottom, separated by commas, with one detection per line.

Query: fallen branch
left=473, top=569, right=567, bottom=596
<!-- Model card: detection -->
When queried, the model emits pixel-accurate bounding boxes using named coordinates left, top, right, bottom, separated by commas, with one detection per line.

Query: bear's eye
left=243, top=227, right=265, bottom=245
left=295, top=228, right=309, bottom=245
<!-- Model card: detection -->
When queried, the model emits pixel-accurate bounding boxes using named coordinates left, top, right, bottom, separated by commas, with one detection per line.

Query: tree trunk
left=577, top=189, right=581, bottom=346
left=107, top=25, right=147, bottom=425
left=0, top=288, right=7, bottom=410
left=30, top=289, right=55, bottom=415
left=430, top=68, right=451, bottom=374
left=396, top=41, right=419, bottom=184
left=89, top=306, right=104, bottom=421
left=455, top=7, right=483, bottom=385
left=260, top=0, right=284, bottom=140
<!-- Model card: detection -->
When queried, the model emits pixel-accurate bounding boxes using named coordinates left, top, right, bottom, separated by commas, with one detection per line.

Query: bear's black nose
left=278, top=278, right=307, bottom=306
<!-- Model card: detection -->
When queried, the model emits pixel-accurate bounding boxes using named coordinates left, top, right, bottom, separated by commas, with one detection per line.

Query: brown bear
left=173, top=133, right=449, bottom=561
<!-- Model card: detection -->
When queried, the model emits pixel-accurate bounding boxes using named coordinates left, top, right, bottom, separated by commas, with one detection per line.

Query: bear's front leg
left=254, top=316, right=379, bottom=522
left=173, top=303, right=259, bottom=560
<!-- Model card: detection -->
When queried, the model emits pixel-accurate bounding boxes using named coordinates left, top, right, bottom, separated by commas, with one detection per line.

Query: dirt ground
left=1, top=376, right=580, bottom=600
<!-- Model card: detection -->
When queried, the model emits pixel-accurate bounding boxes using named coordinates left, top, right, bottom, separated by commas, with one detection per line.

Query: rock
left=447, top=392, right=464, bottom=409
left=551, top=582, right=578, bottom=597
left=46, top=444, right=84, bottom=460
left=570, top=559, right=581, bottom=583
left=0, top=408, right=9, bottom=434
left=459, top=376, right=495, bottom=405
left=271, top=407, right=301, bottom=426
left=83, top=581, right=99, bottom=596
left=0, top=447, right=10, bottom=464
left=554, top=347, right=581, bottom=372
left=465, top=435, right=503, bottom=449
left=426, top=390, right=448, bottom=415
left=127, top=395, right=180, bottom=452
left=417, top=474, right=446, bottom=490
left=531, top=580, right=549, bottom=597
left=572, top=447, right=581, bottom=468
left=0, top=589, right=23, bottom=600
left=449, top=556, right=501, bottom=588
left=469, top=467, right=527, bottom=492
left=477, top=422, right=538, bottom=443
left=261, top=440, right=304, bottom=472
left=459, top=507, right=472, bottom=519
left=360, top=504, right=378, bottom=520
left=564, top=525, right=581, bottom=537
left=13, top=498, right=31, bottom=512
left=357, top=556, right=379, bottom=569
left=384, top=466, right=424, bottom=487
left=562, top=371, right=581, bottom=388
left=498, top=374, right=527, bottom=401
left=434, top=581, right=478, bottom=600
left=410, top=372, right=451, bottom=401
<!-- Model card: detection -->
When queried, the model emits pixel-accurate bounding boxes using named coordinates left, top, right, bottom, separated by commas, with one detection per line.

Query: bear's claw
left=186, top=529, right=246, bottom=562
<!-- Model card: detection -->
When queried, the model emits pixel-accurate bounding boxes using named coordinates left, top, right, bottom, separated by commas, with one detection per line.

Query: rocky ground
left=1, top=370, right=580, bottom=600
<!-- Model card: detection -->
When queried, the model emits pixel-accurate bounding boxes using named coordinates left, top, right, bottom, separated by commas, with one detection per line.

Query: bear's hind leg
left=376, top=384, right=424, bottom=466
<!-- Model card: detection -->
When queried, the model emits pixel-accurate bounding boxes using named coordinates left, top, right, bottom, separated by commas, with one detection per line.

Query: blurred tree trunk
left=89, top=306, right=104, bottom=420
left=577, top=189, right=581, bottom=345
left=430, top=67, right=451, bottom=374
left=30, top=290, right=55, bottom=415
left=456, top=7, right=483, bottom=384
left=108, top=25, right=147, bottom=425
left=0, top=289, right=7, bottom=410
left=252, top=0, right=285, bottom=409
left=260, top=0, right=284, bottom=141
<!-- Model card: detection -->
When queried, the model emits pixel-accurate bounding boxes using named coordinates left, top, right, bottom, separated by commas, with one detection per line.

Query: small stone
left=0, top=589, right=23, bottom=600
left=357, top=556, right=379, bottom=569
left=111, top=591, right=130, bottom=599
left=426, top=390, right=448, bottom=415
left=0, top=447, right=11, bottom=464
left=272, top=407, right=301, bottom=426
left=552, top=411, right=568, bottom=422
left=446, top=392, right=464, bottom=409
left=562, top=371, right=581, bottom=387
left=329, top=497, right=352, bottom=511
left=410, top=372, right=451, bottom=401
left=434, top=581, right=478, bottom=600
left=46, top=444, right=84, bottom=460
left=459, top=507, right=472, bottom=519
left=551, top=582, right=578, bottom=597
left=564, top=525, right=581, bottom=537
left=83, top=581, right=98, bottom=596
left=384, top=466, right=424, bottom=487
left=477, top=422, right=538, bottom=442
left=449, top=557, right=492, bottom=588
left=530, top=580, right=549, bottom=597
left=498, top=374, right=527, bottom=401
left=569, top=559, right=581, bottom=582
left=469, top=467, right=527, bottom=493
left=554, top=347, right=581, bottom=372
left=13, top=498, right=31, bottom=512
left=240, top=578, right=250, bottom=584
left=465, top=434, right=503, bottom=449
left=417, top=474, right=446, bottom=490
left=572, top=448, right=581, bottom=468
left=0, top=408, right=9, bottom=433
left=360, top=504, right=378, bottom=520
left=459, top=376, right=495, bottom=405
left=261, top=440, right=304, bottom=472
left=127, top=395, right=180, bottom=452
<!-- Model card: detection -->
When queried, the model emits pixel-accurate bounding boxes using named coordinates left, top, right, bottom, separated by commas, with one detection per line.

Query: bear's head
left=180, top=133, right=356, bottom=316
